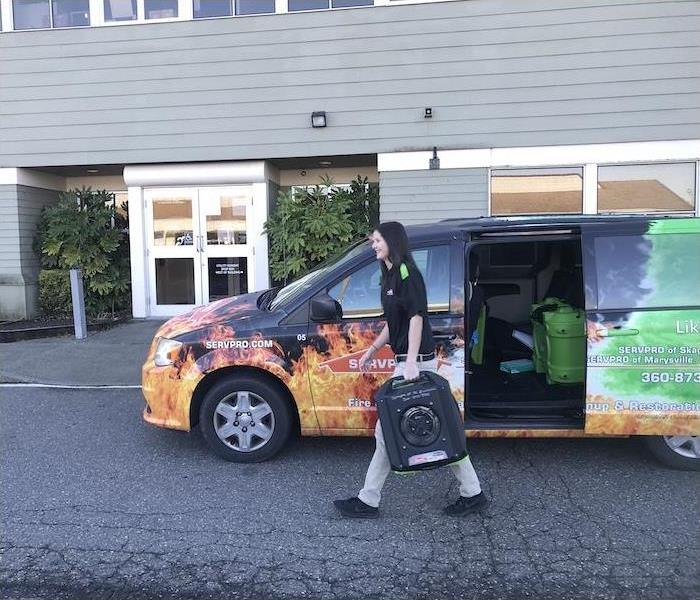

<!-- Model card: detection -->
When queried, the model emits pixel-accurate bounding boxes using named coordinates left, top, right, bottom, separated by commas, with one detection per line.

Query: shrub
left=35, top=188, right=131, bottom=318
left=265, top=176, right=379, bottom=284
left=38, top=269, right=72, bottom=318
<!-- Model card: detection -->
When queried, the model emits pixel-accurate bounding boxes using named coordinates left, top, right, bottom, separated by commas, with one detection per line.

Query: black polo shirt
left=381, top=262, right=435, bottom=356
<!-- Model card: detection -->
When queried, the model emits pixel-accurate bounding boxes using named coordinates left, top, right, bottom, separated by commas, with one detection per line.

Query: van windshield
left=270, top=239, right=371, bottom=311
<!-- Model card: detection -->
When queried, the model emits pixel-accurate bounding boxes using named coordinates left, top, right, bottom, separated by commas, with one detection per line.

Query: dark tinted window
left=489, top=243, right=535, bottom=266
left=594, top=233, right=700, bottom=309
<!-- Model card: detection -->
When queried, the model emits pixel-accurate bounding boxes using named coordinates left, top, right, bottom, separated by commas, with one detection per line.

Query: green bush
left=35, top=188, right=131, bottom=318
left=265, top=176, right=379, bottom=284
left=38, top=269, right=72, bottom=318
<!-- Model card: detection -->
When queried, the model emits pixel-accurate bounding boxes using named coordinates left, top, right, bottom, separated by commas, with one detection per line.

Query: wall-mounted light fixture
left=311, top=111, right=327, bottom=128
left=424, top=107, right=433, bottom=119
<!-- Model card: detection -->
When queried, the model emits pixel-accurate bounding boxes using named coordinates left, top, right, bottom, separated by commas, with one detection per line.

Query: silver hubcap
left=213, top=391, right=275, bottom=453
left=663, top=435, right=700, bottom=459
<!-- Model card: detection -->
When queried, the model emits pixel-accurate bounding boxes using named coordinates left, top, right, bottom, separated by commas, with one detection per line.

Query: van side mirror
left=310, top=294, right=343, bottom=322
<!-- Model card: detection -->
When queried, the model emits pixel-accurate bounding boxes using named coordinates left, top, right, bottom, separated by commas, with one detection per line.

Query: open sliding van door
left=582, top=218, right=700, bottom=437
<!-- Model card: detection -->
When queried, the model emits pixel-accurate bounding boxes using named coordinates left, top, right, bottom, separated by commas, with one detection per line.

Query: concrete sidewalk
left=0, top=319, right=166, bottom=386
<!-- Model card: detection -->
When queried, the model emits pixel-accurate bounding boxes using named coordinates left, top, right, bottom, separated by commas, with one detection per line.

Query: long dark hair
left=375, top=221, right=416, bottom=281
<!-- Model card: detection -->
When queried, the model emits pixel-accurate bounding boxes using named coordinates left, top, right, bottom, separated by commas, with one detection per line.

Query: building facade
left=1, top=0, right=699, bottom=319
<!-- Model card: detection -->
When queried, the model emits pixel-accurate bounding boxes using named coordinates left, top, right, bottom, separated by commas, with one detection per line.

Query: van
left=142, top=215, right=700, bottom=470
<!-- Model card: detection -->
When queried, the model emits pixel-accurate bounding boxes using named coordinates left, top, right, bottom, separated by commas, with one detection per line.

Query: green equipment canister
left=543, top=304, right=586, bottom=384
left=530, top=297, right=565, bottom=374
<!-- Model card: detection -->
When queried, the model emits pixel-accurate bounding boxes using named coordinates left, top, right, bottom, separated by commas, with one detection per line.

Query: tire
left=642, top=435, right=700, bottom=471
left=199, top=376, right=293, bottom=462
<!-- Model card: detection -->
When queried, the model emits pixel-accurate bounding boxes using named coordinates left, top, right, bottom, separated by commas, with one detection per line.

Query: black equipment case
left=375, top=371, right=467, bottom=472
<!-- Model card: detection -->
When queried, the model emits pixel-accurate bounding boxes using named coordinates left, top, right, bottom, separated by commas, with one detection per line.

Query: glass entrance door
left=198, top=186, right=253, bottom=304
left=145, top=186, right=254, bottom=316
left=146, top=188, right=202, bottom=317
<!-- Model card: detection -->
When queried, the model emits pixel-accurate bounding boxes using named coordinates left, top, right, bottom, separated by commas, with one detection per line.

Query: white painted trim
left=379, top=140, right=700, bottom=172
left=582, top=164, right=597, bottom=215
left=0, top=0, right=13, bottom=30
left=128, top=186, right=148, bottom=318
left=88, top=0, right=101, bottom=24
left=0, top=167, right=65, bottom=191
left=251, top=182, right=270, bottom=291
left=179, top=0, right=193, bottom=21
left=275, top=0, right=287, bottom=13
left=124, top=161, right=268, bottom=187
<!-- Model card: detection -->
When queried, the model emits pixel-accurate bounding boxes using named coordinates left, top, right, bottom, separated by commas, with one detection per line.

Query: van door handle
left=596, top=328, right=639, bottom=337
left=433, top=330, right=456, bottom=341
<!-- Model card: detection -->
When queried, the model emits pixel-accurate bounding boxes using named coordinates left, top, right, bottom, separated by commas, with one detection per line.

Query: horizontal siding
left=380, top=168, right=488, bottom=225
left=0, top=185, right=60, bottom=276
left=16, top=186, right=60, bottom=279
left=1, top=0, right=700, bottom=166
left=0, top=186, right=21, bottom=272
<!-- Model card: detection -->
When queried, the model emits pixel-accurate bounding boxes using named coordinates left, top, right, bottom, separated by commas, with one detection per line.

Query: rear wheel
left=199, top=376, right=293, bottom=462
left=642, top=435, right=700, bottom=471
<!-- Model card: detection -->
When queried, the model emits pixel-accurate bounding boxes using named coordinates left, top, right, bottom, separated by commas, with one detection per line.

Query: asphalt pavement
left=1, top=387, right=699, bottom=600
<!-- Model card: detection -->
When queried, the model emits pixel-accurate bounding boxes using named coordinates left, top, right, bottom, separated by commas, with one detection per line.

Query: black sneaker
left=443, top=491, right=488, bottom=516
left=333, top=497, right=379, bottom=519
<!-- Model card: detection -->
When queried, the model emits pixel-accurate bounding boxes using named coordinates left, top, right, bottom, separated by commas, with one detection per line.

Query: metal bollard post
left=69, top=268, right=87, bottom=340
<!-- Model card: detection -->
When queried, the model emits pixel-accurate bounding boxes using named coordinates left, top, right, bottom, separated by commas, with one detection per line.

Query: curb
left=0, top=317, right=130, bottom=343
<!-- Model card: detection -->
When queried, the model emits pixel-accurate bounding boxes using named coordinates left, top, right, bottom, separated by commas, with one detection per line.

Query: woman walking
left=333, top=221, right=487, bottom=518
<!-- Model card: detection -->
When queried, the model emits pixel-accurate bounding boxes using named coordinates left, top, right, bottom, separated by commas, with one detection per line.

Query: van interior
left=465, top=235, right=586, bottom=429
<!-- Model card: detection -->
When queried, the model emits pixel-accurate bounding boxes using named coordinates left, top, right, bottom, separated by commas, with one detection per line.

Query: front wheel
left=200, top=376, right=293, bottom=462
left=642, top=435, right=700, bottom=471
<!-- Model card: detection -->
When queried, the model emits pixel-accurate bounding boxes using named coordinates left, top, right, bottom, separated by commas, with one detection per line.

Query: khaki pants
left=358, top=358, right=482, bottom=508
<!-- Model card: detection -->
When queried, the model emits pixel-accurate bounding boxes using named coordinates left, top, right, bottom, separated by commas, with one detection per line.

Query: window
left=328, top=245, right=450, bottom=318
left=289, top=0, right=371, bottom=10
left=288, top=0, right=327, bottom=9
left=597, top=163, right=696, bottom=214
left=235, top=0, right=273, bottom=14
left=52, top=0, right=89, bottom=25
left=329, top=261, right=382, bottom=318
left=104, top=0, right=136, bottom=20
left=491, top=167, right=583, bottom=215
left=593, top=233, right=700, bottom=310
left=13, top=0, right=50, bottom=28
left=13, top=0, right=89, bottom=28
left=194, top=0, right=230, bottom=17
left=144, top=0, right=176, bottom=18
left=332, top=0, right=372, bottom=5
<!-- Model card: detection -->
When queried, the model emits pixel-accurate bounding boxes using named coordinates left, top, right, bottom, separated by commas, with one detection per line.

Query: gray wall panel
left=1, top=0, right=699, bottom=167
left=380, top=169, right=488, bottom=225
left=0, top=185, right=59, bottom=318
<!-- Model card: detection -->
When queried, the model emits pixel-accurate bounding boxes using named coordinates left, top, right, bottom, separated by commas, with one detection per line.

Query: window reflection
left=204, top=193, right=247, bottom=246
left=598, top=163, right=696, bottom=213
left=152, top=197, right=193, bottom=246
left=104, top=0, right=136, bottom=20
left=491, top=168, right=583, bottom=215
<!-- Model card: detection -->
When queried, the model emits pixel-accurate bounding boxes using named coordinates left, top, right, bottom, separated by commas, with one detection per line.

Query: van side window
left=328, top=261, right=382, bottom=318
left=593, top=233, right=700, bottom=310
left=328, top=245, right=451, bottom=318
